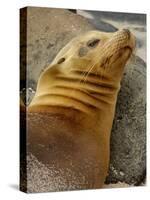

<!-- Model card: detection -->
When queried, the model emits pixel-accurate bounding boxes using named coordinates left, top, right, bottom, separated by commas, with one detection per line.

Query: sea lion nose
left=122, top=29, right=131, bottom=39
left=122, top=29, right=136, bottom=49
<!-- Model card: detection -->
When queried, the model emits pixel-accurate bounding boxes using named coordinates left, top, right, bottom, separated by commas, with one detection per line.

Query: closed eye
left=87, top=39, right=100, bottom=48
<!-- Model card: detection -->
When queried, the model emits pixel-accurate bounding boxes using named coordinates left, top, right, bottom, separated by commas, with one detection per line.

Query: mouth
left=107, top=45, right=133, bottom=66
left=123, top=45, right=133, bottom=53
left=117, top=45, right=133, bottom=57
left=99, top=29, right=135, bottom=68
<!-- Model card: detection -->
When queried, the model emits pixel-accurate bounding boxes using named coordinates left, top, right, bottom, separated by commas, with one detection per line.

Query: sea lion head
left=29, top=29, right=135, bottom=113
left=51, top=29, right=135, bottom=80
left=37, top=29, right=135, bottom=88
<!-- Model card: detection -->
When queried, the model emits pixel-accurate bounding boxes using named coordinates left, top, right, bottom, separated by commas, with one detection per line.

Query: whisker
left=82, top=64, right=96, bottom=83
left=66, top=41, right=114, bottom=94
left=68, top=61, right=94, bottom=95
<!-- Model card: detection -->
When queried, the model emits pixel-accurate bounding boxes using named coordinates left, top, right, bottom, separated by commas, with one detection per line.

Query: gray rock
left=82, top=10, right=146, bottom=25
left=77, top=10, right=118, bottom=32
left=105, top=56, right=146, bottom=185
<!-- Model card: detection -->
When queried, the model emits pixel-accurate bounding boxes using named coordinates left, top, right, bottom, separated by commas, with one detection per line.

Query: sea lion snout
left=105, top=29, right=135, bottom=53
left=98, top=29, right=135, bottom=75
left=122, top=28, right=130, bottom=36
left=119, top=29, right=136, bottom=50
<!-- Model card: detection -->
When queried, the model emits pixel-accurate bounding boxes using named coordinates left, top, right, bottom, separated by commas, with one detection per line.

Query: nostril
left=122, top=29, right=131, bottom=39
left=123, top=29, right=130, bottom=33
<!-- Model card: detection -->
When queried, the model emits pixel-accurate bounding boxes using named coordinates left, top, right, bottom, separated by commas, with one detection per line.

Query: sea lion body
left=27, top=29, right=135, bottom=191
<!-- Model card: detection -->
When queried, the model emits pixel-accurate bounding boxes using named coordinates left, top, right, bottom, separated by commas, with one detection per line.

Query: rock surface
left=20, top=7, right=146, bottom=190
left=105, top=56, right=146, bottom=185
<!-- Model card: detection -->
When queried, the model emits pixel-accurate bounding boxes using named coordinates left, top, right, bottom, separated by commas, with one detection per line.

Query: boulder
left=105, top=56, right=146, bottom=185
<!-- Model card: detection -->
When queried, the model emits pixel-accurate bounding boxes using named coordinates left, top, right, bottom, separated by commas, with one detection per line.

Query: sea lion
left=27, top=29, right=135, bottom=191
